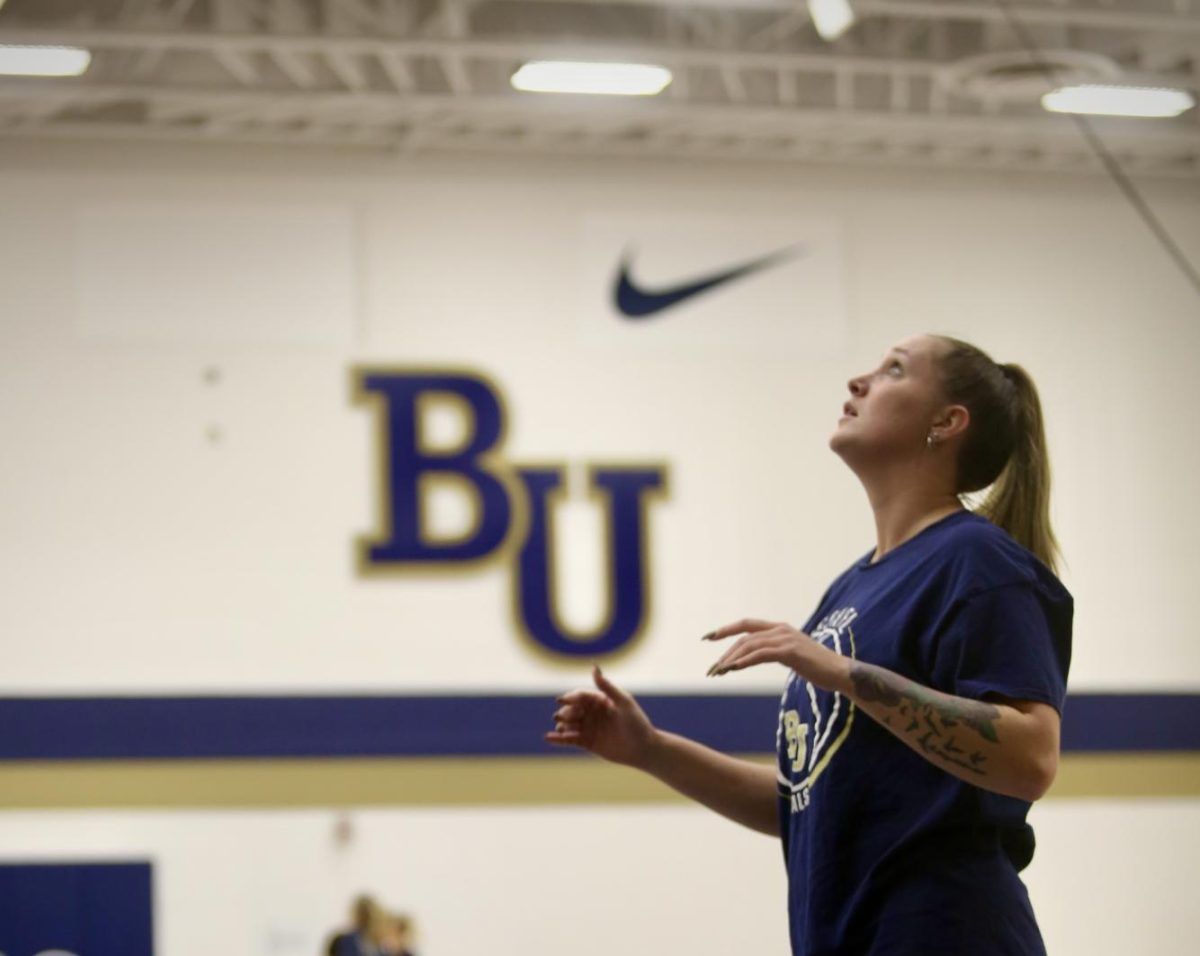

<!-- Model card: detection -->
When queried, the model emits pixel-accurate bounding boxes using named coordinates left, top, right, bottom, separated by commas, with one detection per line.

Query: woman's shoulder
left=940, top=512, right=1072, bottom=605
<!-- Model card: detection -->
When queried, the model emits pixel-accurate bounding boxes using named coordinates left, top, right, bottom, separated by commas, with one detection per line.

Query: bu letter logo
left=352, top=368, right=670, bottom=660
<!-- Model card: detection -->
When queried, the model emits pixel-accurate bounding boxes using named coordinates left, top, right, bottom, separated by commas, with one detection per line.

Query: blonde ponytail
left=932, top=337, right=1064, bottom=575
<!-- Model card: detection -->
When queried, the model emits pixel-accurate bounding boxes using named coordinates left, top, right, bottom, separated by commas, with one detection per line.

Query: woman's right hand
left=546, top=665, right=660, bottom=768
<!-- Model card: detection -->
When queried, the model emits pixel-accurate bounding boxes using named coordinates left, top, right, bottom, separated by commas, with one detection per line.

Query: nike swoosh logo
left=613, top=243, right=804, bottom=319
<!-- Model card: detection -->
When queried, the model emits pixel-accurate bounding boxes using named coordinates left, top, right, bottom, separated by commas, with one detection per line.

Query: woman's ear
left=936, top=404, right=971, bottom=441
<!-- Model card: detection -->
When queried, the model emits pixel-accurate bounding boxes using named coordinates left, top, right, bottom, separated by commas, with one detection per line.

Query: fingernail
left=701, top=631, right=715, bottom=641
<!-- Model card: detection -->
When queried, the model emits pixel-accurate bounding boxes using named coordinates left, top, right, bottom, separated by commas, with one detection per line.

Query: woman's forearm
left=831, top=659, right=1055, bottom=802
left=637, top=730, right=781, bottom=837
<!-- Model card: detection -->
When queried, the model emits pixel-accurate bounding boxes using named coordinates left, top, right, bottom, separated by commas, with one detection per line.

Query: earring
left=926, top=433, right=936, bottom=447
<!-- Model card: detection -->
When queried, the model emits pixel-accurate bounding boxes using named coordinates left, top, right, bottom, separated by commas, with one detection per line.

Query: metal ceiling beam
left=0, top=25, right=1007, bottom=78
left=3, top=78, right=1195, bottom=148
left=463, top=0, right=1200, bottom=34
left=853, top=0, right=1200, bottom=34
left=5, top=116, right=1194, bottom=179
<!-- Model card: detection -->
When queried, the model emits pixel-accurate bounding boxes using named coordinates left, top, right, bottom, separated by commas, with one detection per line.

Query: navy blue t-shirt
left=776, top=508, right=1072, bottom=956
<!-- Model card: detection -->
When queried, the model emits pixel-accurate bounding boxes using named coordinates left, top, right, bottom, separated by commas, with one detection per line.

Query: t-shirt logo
left=778, top=606, right=859, bottom=813
left=782, top=710, right=809, bottom=773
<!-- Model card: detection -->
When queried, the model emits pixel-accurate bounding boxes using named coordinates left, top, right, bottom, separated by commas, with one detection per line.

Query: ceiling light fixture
left=807, top=0, right=856, bottom=42
left=0, top=44, right=92, bottom=77
left=511, top=61, right=672, bottom=96
left=1042, top=84, right=1195, bottom=118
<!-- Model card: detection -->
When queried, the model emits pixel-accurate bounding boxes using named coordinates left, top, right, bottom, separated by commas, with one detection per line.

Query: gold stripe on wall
left=0, top=752, right=1197, bottom=809
left=1044, top=752, right=1200, bottom=799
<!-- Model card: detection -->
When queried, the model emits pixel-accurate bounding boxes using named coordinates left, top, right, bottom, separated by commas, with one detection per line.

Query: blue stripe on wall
left=0, top=693, right=1196, bottom=761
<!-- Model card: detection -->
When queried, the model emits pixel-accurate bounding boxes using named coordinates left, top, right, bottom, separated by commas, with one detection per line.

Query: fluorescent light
left=1042, top=84, right=1195, bottom=118
left=0, top=44, right=92, bottom=77
left=807, top=0, right=856, bottom=42
left=511, top=61, right=671, bottom=96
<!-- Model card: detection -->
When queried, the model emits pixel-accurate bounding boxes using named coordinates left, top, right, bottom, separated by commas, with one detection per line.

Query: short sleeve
left=929, top=582, right=1072, bottom=717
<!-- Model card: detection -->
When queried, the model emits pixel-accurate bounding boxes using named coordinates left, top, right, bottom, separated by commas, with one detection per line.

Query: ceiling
left=0, top=0, right=1198, bottom=176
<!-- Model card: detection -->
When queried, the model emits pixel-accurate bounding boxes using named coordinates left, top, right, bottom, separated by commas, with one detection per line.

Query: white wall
left=1, top=139, right=1198, bottom=954
left=0, top=798, right=1195, bottom=956
left=1, top=140, right=1198, bottom=693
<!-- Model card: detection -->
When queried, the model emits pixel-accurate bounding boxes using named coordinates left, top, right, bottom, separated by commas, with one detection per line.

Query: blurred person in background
left=378, top=912, right=417, bottom=956
left=327, top=894, right=386, bottom=956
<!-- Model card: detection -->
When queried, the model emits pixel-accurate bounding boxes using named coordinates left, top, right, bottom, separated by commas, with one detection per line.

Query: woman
left=547, top=333, right=1072, bottom=955
left=377, top=912, right=417, bottom=956
left=327, top=895, right=386, bottom=956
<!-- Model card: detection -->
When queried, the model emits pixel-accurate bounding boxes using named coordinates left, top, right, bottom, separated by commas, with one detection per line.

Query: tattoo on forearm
left=849, top=662, right=1001, bottom=777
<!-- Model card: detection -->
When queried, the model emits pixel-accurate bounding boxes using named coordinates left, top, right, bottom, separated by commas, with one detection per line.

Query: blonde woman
left=548, top=333, right=1071, bottom=955
left=377, top=913, right=417, bottom=956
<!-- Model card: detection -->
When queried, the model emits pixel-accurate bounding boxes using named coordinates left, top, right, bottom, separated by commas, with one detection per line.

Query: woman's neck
left=866, top=492, right=965, bottom=564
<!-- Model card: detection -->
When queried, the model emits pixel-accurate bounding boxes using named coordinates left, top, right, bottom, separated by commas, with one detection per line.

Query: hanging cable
left=992, top=0, right=1200, bottom=297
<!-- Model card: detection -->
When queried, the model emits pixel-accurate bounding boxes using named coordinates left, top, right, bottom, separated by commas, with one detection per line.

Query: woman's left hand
left=703, top=618, right=849, bottom=693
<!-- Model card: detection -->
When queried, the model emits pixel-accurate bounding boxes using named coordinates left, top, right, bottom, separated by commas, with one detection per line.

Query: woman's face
left=830, top=334, right=951, bottom=462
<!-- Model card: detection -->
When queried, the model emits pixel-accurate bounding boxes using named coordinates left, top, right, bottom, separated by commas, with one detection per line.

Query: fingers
left=592, top=664, right=632, bottom=704
left=707, top=632, right=786, bottom=677
left=547, top=709, right=586, bottom=746
left=553, top=703, right=590, bottom=722
left=556, top=693, right=612, bottom=719
left=710, top=645, right=785, bottom=676
left=555, top=689, right=606, bottom=708
left=702, top=617, right=778, bottom=642
left=706, top=628, right=782, bottom=676
left=549, top=692, right=613, bottom=745
left=705, top=634, right=752, bottom=677
left=548, top=667, right=630, bottom=752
